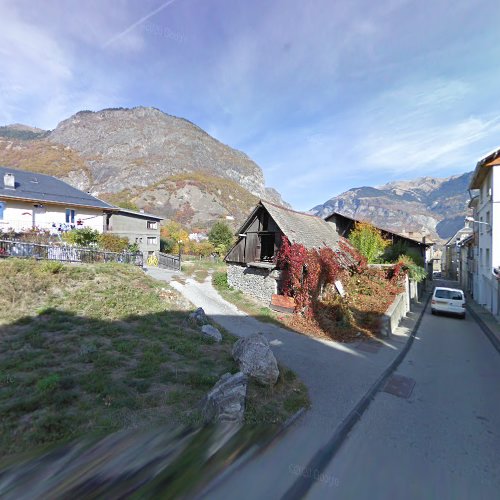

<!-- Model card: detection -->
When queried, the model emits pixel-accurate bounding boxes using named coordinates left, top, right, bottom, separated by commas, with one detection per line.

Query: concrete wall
left=227, top=263, right=281, bottom=305
left=108, top=213, right=160, bottom=259
left=0, top=199, right=105, bottom=233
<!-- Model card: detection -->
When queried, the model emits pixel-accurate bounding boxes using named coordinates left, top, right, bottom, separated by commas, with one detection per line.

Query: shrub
left=62, top=228, right=99, bottom=247
left=397, top=255, right=427, bottom=282
left=348, top=222, right=389, bottom=263
left=99, top=233, right=130, bottom=252
left=213, top=271, right=229, bottom=290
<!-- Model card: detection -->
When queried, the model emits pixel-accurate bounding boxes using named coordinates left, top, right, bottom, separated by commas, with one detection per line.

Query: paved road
left=306, top=282, right=500, bottom=499
left=145, top=267, right=431, bottom=498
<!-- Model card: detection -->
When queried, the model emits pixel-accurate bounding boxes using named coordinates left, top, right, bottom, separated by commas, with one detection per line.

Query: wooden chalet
left=226, top=200, right=340, bottom=267
left=225, top=200, right=341, bottom=304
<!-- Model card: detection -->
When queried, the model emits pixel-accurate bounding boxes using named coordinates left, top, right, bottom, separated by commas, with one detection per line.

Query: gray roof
left=244, top=200, right=340, bottom=250
left=115, top=208, right=164, bottom=220
left=0, top=166, right=113, bottom=209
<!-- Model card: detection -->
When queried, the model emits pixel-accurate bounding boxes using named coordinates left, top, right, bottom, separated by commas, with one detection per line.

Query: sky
left=1, top=0, right=500, bottom=210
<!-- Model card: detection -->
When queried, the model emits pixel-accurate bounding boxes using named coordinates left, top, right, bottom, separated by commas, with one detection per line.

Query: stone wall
left=227, top=263, right=281, bottom=304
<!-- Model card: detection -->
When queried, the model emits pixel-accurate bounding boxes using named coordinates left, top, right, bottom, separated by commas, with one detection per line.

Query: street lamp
left=465, top=216, right=490, bottom=225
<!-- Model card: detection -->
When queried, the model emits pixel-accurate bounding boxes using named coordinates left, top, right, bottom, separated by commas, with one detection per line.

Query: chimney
left=4, top=173, right=15, bottom=189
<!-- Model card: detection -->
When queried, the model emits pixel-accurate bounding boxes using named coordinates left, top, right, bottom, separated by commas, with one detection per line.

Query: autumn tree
left=348, top=222, right=389, bottom=264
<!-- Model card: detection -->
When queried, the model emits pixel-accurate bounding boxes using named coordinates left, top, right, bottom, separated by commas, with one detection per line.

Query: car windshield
left=435, top=289, right=463, bottom=300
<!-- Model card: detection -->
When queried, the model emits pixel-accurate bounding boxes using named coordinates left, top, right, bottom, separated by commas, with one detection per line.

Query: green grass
left=0, top=259, right=308, bottom=458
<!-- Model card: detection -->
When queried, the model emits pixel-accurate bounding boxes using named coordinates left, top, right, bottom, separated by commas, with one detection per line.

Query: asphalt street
left=306, top=282, right=500, bottom=500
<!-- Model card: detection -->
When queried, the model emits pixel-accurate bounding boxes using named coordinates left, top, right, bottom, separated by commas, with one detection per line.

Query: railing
left=158, top=252, right=181, bottom=271
left=0, top=240, right=143, bottom=266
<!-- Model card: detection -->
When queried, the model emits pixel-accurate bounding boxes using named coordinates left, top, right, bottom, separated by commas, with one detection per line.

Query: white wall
left=0, top=199, right=105, bottom=234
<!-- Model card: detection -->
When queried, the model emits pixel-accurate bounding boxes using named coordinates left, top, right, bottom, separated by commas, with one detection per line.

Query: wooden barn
left=225, top=200, right=340, bottom=304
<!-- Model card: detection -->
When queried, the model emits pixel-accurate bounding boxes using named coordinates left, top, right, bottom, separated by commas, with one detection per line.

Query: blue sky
left=1, top=0, right=500, bottom=210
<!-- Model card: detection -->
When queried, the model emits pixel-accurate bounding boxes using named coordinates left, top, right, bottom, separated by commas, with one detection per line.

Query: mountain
left=311, top=172, right=473, bottom=241
left=0, top=107, right=289, bottom=228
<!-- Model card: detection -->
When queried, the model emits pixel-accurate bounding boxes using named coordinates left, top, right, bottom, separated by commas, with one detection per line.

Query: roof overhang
left=0, top=193, right=112, bottom=211
left=470, top=147, right=500, bottom=189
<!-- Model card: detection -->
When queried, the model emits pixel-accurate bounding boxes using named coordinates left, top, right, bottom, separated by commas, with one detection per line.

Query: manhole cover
left=383, top=374, right=415, bottom=399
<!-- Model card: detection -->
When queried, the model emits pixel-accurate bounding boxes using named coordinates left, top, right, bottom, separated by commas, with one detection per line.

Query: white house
left=0, top=166, right=112, bottom=234
left=469, top=149, right=500, bottom=318
left=0, top=166, right=163, bottom=259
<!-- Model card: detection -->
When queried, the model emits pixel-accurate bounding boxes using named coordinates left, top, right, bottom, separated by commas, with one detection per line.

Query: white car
left=431, top=287, right=466, bottom=319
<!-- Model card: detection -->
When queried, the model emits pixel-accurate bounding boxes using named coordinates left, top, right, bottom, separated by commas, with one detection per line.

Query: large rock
left=202, top=372, right=248, bottom=424
left=232, top=334, right=279, bottom=386
left=188, top=307, right=208, bottom=326
left=201, top=324, right=222, bottom=343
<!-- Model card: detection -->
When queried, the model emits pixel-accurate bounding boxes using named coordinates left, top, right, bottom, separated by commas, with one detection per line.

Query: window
left=486, top=248, right=490, bottom=269
left=259, top=234, right=275, bottom=261
left=65, top=209, right=76, bottom=224
left=147, top=220, right=157, bottom=230
left=0, top=201, right=4, bottom=220
left=147, top=236, right=157, bottom=245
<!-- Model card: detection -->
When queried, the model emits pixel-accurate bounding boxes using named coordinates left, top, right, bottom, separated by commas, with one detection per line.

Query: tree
left=208, top=221, right=234, bottom=256
left=160, top=221, right=190, bottom=254
left=62, top=228, right=99, bottom=247
left=348, top=222, right=389, bottom=264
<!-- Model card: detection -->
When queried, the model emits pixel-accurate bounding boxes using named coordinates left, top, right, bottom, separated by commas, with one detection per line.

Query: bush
left=348, top=222, right=389, bottom=264
left=99, top=233, right=130, bottom=252
left=62, top=228, right=99, bottom=247
left=212, top=271, right=229, bottom=290
left=160, top=237, right=175, bottom=253
left=397, top=255, right=427, bottom=282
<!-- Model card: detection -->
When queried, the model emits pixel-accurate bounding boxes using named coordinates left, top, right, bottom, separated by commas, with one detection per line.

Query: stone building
left=225, top=200, right=341, bottom=304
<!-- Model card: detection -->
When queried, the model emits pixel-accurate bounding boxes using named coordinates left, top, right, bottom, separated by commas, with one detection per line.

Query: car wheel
left=431, top=309, right=435, bottom=315
left=461, top=314, right=466, bottom=320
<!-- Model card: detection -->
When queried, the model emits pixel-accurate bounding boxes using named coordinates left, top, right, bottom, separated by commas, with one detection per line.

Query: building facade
left=469, top=150, right=500, bottom=318
left=0, top=166, right=163, bottom=260
left=106, top=209, right=162, bottom=259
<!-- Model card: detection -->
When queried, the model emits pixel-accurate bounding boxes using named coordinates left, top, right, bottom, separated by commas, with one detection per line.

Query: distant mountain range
left=0, top=107, right=289, bottom=229
left=311, top=172, right=473, bottom=242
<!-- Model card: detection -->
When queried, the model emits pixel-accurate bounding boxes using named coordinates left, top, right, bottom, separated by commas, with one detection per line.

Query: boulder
left=188, top=307, right=208, bottom=326
left=232, top=333, right=279, bottom=386
left=201, top=324, right=222, bottom=343
left=202, top=372, right=248, bottom=424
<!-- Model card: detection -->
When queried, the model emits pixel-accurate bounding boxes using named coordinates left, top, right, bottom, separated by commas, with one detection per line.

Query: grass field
left=0, top=259, right=308, bottom=458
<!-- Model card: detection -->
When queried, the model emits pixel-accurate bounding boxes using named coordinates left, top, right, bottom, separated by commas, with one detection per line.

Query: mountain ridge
left=0, top=106, right=289, bottom=229
left=312, top=172, right=473, bottom=241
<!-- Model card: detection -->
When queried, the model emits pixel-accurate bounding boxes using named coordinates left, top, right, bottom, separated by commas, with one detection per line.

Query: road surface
left=305, top=283, right=500, bottom=499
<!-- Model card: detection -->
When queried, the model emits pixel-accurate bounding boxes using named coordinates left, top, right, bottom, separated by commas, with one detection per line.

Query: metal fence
left=158, top=252, right=181, bottom=271
left=0, top=240, right=143, bottom=266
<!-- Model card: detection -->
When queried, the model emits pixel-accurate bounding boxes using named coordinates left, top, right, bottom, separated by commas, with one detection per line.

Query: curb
left=195, top=407, right=306, bottom=499
left=466, top=305, right=500, bottom=355
left=282, top=291, right=432, bottom=500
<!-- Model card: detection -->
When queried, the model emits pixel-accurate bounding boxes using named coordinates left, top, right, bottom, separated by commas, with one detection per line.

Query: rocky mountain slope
left=0, top=107, right=288, bottom=228
left=311, top=172, right=473, bottom=241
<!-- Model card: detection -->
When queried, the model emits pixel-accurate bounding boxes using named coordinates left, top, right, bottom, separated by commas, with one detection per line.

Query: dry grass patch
left=0, top=260, right=307, bottom=458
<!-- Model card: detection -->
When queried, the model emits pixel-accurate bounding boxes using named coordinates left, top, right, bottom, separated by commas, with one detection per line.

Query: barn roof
left=239, top=200, right=340, bottom=250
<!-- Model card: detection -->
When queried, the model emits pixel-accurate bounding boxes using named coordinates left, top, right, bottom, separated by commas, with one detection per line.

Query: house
left=442, top=225, right=473, bottom=281
left=105, top=208, right=162, bottom=258
left=468, top=148, right=500, bottom=318
left=0, top=166, right=113, bottom=234
left=324, top=211, right=433, bottom=266
left=225, top=200, right=340, bottom=304
left=0, top=166, right=163, bottom=259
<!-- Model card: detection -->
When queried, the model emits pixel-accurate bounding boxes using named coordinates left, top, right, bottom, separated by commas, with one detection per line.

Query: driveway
left=145, top=267, right=428, bottom=498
